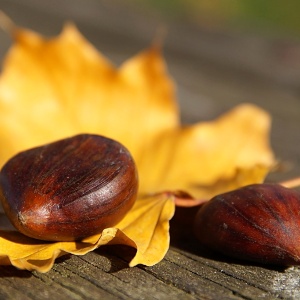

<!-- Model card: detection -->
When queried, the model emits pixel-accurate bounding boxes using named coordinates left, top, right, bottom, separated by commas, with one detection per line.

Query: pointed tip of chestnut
left=194, top=183, right=300, bottom=266
left=0, top=134, right=138, bottom=241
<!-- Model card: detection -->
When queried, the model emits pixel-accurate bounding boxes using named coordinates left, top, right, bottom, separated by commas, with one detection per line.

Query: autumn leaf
left=0, top=24, right=178, bottom=167
left=0, top=18, right=274, bottom=272
left=138, top=103, right=274, bottom=198
left=0, top=193, right=175, bottom=272
left=0, top=24, right=274, bottom=196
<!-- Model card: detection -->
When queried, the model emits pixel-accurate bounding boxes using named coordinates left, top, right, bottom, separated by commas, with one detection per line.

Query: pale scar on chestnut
left=0, top=134, right=138, bottom=241
left=194, top=183, right=300, bottom=266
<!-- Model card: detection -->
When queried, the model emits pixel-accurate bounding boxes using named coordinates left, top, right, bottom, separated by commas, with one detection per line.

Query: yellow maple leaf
left=0, top=24, right=178, bottom=167
left=0, top=20, right=274, bottom=272
left=0, top=193, right=175, bottom=272
left=0, top=24, right=274, bottom=197
left=138, top=103, right=273, bottom=198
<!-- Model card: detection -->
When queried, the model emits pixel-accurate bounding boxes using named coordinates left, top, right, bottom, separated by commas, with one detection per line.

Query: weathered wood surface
left=0, top=0, right=300, bottom=299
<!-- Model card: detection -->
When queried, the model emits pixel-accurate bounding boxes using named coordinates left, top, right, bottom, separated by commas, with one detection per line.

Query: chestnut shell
left=194, top=184, right=300, bottom=266
left=0, top=134, right=138, bottom=241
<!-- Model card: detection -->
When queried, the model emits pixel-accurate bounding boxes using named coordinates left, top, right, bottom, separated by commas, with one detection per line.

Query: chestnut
left=0, top=134, right=138, bottom=241
left=194, top=184, right=300, bottom=266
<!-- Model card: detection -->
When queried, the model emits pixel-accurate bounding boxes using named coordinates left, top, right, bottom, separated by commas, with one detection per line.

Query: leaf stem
left=279, top=177, right=300, bottom=188
left=152, top=25, right=168, bottom=49
left=0, top=11, right=16, bottom=35
left=174, top=197, right=208, bottom=207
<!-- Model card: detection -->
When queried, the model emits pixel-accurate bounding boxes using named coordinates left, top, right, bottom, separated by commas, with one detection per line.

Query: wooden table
left=0, top=1, right=300, bottom=299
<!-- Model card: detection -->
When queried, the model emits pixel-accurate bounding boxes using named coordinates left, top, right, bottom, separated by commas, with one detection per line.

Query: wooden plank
left=0, top=0, right=300, bottom=299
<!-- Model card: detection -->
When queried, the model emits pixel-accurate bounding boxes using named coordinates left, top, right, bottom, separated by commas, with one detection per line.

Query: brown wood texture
left=0, top=0, right=300, bottom=299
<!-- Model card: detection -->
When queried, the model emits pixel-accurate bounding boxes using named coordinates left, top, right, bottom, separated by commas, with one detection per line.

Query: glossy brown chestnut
left=0, top=134, right=138, bottom=241
left=194, top=184, right=300, bottom=266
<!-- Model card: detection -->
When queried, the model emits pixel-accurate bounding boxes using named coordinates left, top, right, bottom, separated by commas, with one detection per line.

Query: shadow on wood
left=0, top=265, right=32, bottom=278
left=94, top=245, right=137, bottom=273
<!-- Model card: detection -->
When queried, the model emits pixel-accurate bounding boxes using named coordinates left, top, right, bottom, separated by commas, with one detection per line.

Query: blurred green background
left=131, top=0, right=300, bottom=37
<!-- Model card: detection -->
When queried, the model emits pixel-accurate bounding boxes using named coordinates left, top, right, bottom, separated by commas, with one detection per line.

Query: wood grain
left=0, top=0, right=300, bottom=299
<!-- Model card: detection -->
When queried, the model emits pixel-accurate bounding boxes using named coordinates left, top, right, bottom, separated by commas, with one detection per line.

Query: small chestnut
left=194, top=184, right=300, bottom=266
left=0, top=134, right=138, bottom=241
